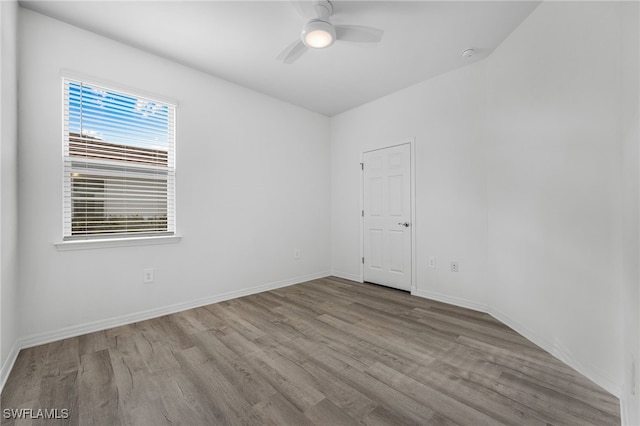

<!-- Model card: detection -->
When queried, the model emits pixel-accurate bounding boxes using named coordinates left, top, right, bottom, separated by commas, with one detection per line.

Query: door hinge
left=362, top=257, right=364, bottom=264
left=360, top=162, right=364, bottom=170
left=362, top=210, right=364, bottom=217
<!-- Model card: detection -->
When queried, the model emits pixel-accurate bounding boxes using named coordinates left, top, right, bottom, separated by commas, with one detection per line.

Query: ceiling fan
left=277, top=0, right=384, bottom=64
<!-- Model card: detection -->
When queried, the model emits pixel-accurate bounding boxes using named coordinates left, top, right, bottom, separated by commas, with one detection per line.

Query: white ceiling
left=20, top=0, right=540, bottom=116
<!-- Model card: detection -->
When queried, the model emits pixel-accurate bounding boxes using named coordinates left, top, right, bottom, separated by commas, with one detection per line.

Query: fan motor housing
left=301, top=19, right=336, bottom=49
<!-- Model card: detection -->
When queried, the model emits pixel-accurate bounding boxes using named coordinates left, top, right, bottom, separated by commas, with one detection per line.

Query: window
left=63, top=78, right=176, bottom=240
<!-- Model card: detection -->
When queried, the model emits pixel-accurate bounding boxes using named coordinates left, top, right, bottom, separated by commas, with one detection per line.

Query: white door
left=363, top=143, right=412, bottom=291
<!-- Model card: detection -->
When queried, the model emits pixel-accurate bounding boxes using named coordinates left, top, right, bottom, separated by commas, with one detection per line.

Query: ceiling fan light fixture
left=302, top=19, right=336, bottom=49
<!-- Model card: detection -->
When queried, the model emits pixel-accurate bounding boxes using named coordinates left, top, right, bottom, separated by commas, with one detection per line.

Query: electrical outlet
left=143, top=268, right=154, bottom=283
left=428, top=257, right=437, bottom=269
left=450, top=261, right=459, bottom=272
left=294, top=248, right=301, bottom=260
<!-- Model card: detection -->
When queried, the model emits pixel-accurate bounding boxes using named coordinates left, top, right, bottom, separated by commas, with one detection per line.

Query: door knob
left=398, top=222, right=410, bottom=227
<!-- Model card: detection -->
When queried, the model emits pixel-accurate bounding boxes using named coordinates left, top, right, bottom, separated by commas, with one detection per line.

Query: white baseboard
left=488, top=306, right=621, bottom=399
left=5, top=272, right=625, bottom=416
left=1, top=271, right=328, bottom=394
left=415, top=289, right=488, bottom=313
left=0, top=340, right=20, bottom=394
left=330, top=270, right=362, bottom=282
left=414, top=290, right=622, bottom=402
left=488, top=306, right=556, bottom=361
left=551, top=335, right=622, bottom=398
left=16, top=271, right=330, bottom=352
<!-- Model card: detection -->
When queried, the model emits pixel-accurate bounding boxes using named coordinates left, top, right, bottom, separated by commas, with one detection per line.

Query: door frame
left=360, top=138, right=417, bottom=295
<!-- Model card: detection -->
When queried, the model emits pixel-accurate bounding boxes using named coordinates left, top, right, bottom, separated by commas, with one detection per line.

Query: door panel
left=389, top=230, right=404, bottom=273
left=370, top=177, right=383, bottom=216
left=369, top=229, right=383, bottom=269
left=363, top=143, right=412, bottom=291
left=388, top=175, right=403, bottom=216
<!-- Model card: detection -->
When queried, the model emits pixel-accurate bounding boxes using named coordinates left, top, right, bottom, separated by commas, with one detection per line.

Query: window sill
left=55, top=235, right=181, bottom=251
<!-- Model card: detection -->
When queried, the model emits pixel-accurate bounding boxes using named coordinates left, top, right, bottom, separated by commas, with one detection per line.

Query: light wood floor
left=1, top=277, right=620, bottom=425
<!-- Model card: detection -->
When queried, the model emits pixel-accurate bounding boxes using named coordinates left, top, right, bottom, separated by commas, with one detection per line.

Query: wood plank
left=0, top=345, right=47, bottom=412
left=296, top=342, right=446, bottom=425
left=277, top=308, right=418, bottom=373
left=77, top=349, right=118, bottom=426
left=410, top=360, right=550, bottom=426
left=190, top=330, right=277, bottom=405
left=422, top=357, right=608, bottom=426
left=250, top=392, right=309, bottom=425
left=171, top=346, right=261, bottom=425
left=41, top=337, right=79, bottom=378
left=0, top=277, right=621, bottom=426
left=284, top=339, right=378, bottom=419
left=34, top=371, right=79, bottom=426
left=107, top=333, right=164, bottom=425
left=243, top=347, right=326, bottom=412
left=318, top=313, right=436, bottom=367
left=364, top=361, right=502, bottom=425
left=304, top=397, right=360, bottom=426
left=78, top=330, right=110, bottom=357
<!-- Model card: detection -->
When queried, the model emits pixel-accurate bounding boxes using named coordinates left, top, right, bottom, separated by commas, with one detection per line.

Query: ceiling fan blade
left=276, top=40, right=308, bottom=64
left=334, top=25, right=384, bottom=43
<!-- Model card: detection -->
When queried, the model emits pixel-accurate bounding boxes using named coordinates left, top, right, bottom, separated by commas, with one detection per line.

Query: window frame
left=59, top=73, right=178, bottom=246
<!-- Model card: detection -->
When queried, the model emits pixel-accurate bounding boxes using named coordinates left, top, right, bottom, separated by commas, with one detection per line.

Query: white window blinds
left=63, top=78, right=176, bottom=240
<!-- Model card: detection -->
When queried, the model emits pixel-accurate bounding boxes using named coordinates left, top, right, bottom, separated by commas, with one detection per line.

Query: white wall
left=8, top=2, right=639, bottom=420
left=330, top=0, right=636, bottom=410
left=620, top=2, right=640, bottom=423
left=17, top=8, right=330, bottom=341
left=0, top=0, right=20, bottom=389
left=330, top=61, right=489, bottom=309
left=485, top=1, right=626, bottom=396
